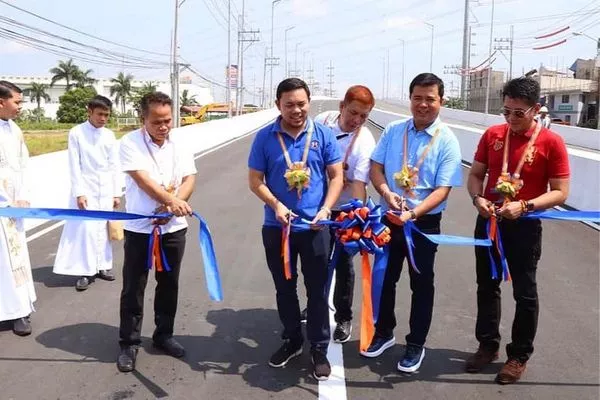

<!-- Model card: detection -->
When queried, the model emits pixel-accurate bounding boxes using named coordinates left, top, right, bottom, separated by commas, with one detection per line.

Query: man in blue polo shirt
left=248, top=77, right=343, bottom=381
left=363, top=73, right=462, bottom=373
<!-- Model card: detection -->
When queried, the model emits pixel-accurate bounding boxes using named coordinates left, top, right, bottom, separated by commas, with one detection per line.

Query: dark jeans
left=262, top=226, right=330, bottom=352
left=119, top=228, right=187, bottom=347
left=474, top=215, right=542, bottom=362
left=375, top=214, right=441, bottom=347
left=331, top=210, right=355, bottom=323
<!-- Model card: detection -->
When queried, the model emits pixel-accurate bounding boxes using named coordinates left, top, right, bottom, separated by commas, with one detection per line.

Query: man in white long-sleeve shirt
left=53, top=95, right=121, bottom=291
left=0, top=80, right=36, bottom=336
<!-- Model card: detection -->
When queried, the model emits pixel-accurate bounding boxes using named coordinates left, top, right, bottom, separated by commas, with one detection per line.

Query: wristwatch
left=525, top=201, right=534, bottom=213
left=409, top=210, right=417, bottom=221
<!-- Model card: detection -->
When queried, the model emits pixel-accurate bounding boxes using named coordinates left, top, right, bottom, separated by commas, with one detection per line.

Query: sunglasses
left=501, top=106, right=534, bottom=118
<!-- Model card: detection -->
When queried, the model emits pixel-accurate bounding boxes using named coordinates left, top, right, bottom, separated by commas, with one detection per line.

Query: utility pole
left=494, top=25, right=514, bottom=80
left=236, top=0, right=259, bottom=115
left=261, top=47, right=280, bottom=108
left=461, top=0, right=469, bottom=101
left=399, top=39, right=405, bottom=100
left=484, top=0, right=495, bottom=114
left=386, top=48, right=391, bottom=99
left=382, top=56, right=386, bottom=99
left=327, top=60, right=335, bottom=97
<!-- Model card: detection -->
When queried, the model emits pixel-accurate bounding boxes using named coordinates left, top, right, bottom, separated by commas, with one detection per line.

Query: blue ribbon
left=0, top=207, right=223, bottom=301
left=522, top=210, right=600, bottom=222
left=371, top=247, right=389, bottom=323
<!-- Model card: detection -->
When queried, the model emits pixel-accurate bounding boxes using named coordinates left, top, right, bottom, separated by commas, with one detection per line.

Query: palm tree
left=73, top=68, right=96, bottom=88
left=180, top=89, right=198, bottom=106
left=110, top=72, right=134, bottom=114
left=49, top=59, right=80, bottom=91
left=29, top=82, right=51, bottom=121
left=129, top=81, right=157, bottom=113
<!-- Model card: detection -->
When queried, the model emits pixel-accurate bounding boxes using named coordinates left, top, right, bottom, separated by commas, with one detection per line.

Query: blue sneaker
left=360, top=335, right=395, bottom=358
left=397, top=344, right=425, bottom=373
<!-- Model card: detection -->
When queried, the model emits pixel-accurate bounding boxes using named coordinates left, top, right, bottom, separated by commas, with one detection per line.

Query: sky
left=0, top=0, right=598, bottom=104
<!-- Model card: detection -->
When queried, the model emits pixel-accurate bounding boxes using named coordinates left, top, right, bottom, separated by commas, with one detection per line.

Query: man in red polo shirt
left=466, top=77, right=570, bottom=384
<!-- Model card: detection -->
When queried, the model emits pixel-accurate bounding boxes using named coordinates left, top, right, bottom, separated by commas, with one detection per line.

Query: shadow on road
left=32, top=265, right=78, bottom=288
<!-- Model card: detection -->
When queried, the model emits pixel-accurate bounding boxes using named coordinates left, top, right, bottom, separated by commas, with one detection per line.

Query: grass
left=24, top=129, right=131, bottom=157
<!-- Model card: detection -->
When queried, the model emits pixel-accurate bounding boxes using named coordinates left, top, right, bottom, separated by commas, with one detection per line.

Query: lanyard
left=501, top=122, right=542, bottom=180
left=276, top=121, right=314, bottom=168
left=141, top=129, right=176, bottom=187
left=402, top=122, right=441, bottom=176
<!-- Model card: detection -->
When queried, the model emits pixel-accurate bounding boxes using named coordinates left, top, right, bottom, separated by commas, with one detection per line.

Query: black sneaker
left=360, top=335, right=395, bottom=358
left=300, top=307, right=307, bottom=324
left=311, top=349, right=331, bottom=381
left=268, top=340, right=302, bottom=368
left=333, top=321, right=352, bottom=343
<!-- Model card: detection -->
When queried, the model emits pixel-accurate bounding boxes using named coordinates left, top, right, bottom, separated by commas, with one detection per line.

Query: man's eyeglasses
left=500, top=106, right=534, bottom=118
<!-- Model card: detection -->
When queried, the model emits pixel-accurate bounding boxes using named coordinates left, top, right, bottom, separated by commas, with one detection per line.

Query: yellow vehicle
left=180, top=103, right=214, bottom=126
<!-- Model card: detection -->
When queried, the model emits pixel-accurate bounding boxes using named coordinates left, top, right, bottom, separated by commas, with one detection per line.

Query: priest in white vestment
left=53, top=95, right=121, bottom=291
left=0, top=81, right=36, bottom=336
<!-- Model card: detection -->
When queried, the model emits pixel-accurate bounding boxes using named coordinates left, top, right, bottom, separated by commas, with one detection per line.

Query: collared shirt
left=68, top=121, right=121, bottom=201
left=370, top=117, right=463, bottom=214
left=119, top=129, right=197, bottom=234
left=314, top=110, right=376, bottom=207
left=474, top=123, right=570, bottom=203
left=248, top=116, right=342, bottom=230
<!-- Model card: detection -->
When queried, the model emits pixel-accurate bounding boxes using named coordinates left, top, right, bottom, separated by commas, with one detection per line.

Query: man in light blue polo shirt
left=248, top=78, right=343, bottom=381
left=363, top=73, right=462, bottom=374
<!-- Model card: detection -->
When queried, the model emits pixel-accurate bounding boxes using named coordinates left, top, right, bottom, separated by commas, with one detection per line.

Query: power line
left=0, top=0, right=170, bottom=57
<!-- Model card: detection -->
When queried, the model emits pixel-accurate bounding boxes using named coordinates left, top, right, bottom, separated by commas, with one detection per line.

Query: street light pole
left=227, top=0, right=232, bottom=118
left=269, top=0, right=282, bottom=106
left=172, top=0, right=186, bottom=127
left=294, top=42, right=301, bottom=76
left=284, top=26, right=295, bottom=78
left=424, top=22, right=434, bottom=72
left=399, top=39, right=405, bottom=100
left=484, top=0, right=495, bottom=114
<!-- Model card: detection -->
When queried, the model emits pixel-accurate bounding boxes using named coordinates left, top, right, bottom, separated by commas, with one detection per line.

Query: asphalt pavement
left=0, top=100, right=597, bottom=400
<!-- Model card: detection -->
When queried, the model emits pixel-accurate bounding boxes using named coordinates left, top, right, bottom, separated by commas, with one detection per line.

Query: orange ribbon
left=281, top=216, right=292, bottom=280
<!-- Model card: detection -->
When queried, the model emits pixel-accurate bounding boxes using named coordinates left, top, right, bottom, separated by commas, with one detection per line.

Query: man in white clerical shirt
left=53, top=95, right=122, bottom=291
left=0, top=81, right=36, bottom=336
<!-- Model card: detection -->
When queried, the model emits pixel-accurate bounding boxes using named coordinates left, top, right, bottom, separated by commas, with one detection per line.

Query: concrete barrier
left=369, top=108, right=600, bottom=211
left=387, top=99, right=600, bottom=151
left=24, top=108, right=279, bottom=231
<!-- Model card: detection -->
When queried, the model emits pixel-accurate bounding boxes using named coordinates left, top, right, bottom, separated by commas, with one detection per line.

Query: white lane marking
left=26, top=221, right=65, bottom=243
left=318, top=270, right=348, bottom=400
left=25, top=121, right=275, bottom=243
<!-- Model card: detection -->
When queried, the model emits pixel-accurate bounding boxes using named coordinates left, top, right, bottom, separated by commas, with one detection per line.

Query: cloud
left=290, top=0, right=329, bottom=18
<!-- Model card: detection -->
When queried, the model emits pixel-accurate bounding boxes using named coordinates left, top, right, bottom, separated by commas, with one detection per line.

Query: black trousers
left=375, top=214, right=441, bottom=347
left=474, top=215, right=542, bottom=362
left=262, top=226, right=330, bottom=352
left=330, top=210, right=355, bottom=323
left=119, top=228, right=187, bottom=347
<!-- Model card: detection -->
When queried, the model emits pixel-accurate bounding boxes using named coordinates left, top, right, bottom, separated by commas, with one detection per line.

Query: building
left=535, top=59, right=599, bottom=127
left=0, top=75, right=214, bottom=119
left=466, top=68, right=505, bottom=113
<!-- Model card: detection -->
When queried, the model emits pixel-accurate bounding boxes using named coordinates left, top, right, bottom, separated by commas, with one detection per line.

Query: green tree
left=180, top=89, right=198, bottom=107
left=49, top=59, right=80, bottom=91
left=128, top=81, right=157, bottom=113
left=445, top=97, right=465, bottom=110
left=28, top=82, right=51, bottom=121
left=73, top=68, right=96, bottom=88
left=110, top=72, right=134, bottom=114
left=56, top=86, right=97, bottom=123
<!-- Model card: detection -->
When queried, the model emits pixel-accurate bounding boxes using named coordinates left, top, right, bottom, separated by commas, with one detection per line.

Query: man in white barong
left=53, top=95, right=121, bottom=291
left=0, top=80, right=36, bottom=336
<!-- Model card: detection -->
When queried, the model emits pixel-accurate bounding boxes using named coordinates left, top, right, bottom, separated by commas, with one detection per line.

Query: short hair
left=0, top=80, right=22, bottom=100
left=409, top=73, right=444, bottom=99
left=343, top=85, right=375, bottom=108
left=276, top=78, right=310, bottom=101
left=502, top=77, right=540, bottom=106
left=87, top=95, right=112, bottom=111
left=140, top=91, right=172, bottom=117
